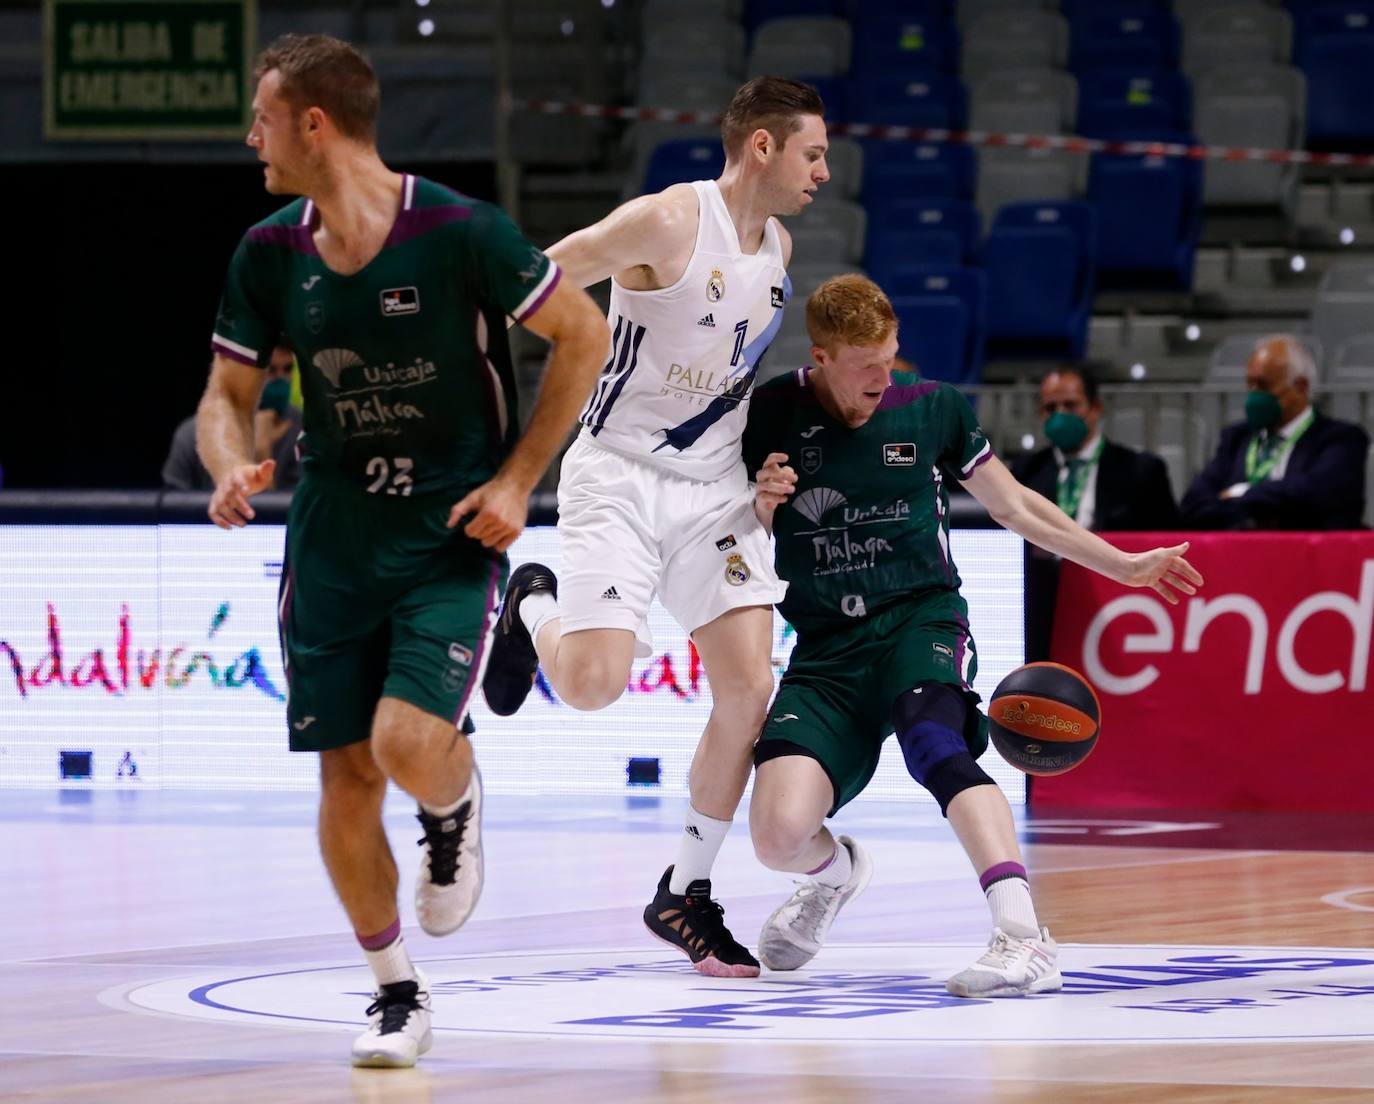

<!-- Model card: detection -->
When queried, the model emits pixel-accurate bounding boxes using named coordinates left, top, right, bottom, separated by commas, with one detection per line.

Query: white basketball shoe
left=758, top=835, right=874, bottom=971
left=946, top=927, right=1062, bottom=997
left=415, top=766, right=484, bottom=937
left=351, top=969, right=433, bottom=1068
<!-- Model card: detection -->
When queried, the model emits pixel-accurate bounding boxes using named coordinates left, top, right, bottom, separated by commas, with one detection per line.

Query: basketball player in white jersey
left=483, top=78, right=829, bottom=976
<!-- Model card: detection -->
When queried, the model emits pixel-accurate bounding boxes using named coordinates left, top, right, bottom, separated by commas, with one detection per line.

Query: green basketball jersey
left=742, top=367, right=993, bottom=631
left=211, top=174, right=560, bottom=498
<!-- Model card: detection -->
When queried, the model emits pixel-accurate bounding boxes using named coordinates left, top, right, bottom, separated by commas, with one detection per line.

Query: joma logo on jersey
left=380, top=287, right=420, bottom=316
left=884, top=443, right=917, bottom=466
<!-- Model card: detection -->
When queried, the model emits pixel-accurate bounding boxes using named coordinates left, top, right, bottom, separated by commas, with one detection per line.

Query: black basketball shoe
left=643, top=866, right=761, bottom=978
left=482, top=562, right=558, bottom=716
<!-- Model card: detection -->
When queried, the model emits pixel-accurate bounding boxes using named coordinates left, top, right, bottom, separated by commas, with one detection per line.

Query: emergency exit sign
left=45, top=0, right=256, bottom=140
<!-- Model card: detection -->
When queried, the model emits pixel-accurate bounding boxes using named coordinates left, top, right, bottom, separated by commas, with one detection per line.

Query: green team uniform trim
left=211, top=175, right=559, bottom=499
left=744, top=368, right=995, bottom=811
left=279, top=475, right=507, bottom=752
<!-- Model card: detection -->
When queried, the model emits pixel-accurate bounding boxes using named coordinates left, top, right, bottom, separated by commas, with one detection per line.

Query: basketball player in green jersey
left=196, top=35, right=608, bottom=1067
left=741, top=275, right=1203, bottom=995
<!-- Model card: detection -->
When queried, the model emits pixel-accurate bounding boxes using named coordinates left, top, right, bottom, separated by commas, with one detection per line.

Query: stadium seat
left=975, top=146, right=1088, bottom=229
left=961, top=10, right=1069, bottom=82
left=1088, top=135, right=1202, bottom=289
left=747, top=16, right=852, bottom=77
left=886, top=266, right=989, bottom=384
left=641, top=16, right=746, bottom=76
left=862, top=140, right=977, bottom=204
left=983, top=201, right=1097, bottom=360
left=957, top=0, right=1055, bottom=27
left=744, top=0, right=844, bottom=33
left=1311, top=263, right=1374, bottom=364
left=1181, top=3, right=1292, bottom=79
left=647, top=0, right=741, bottom=20
left=640, top=137, right=727, bottom=196
left=865, top=197, right=982, bottom=272
left=1076, top=67, right=1191, bottom=138
left=824, top=136, right=865, bottom=199
left=852, top=9, right=960, bottom=74
left=1292, top=3, right=1374, bottom=149
left=1068, top=7, right=1180, bottom=71
left=849, top=72, right=967, bottom=130
left=1329, top=336, right=1374, bottom=447
left=797, top=74, right=850, bottom=122
left=636, top=71, right=741, bottom=113
left=624, top=124, right=721, bottom=199
left=969, top=68, right=1078, bottom=135
left=1194, top=63, right=1305, bottom=212
left=790, top=197, right=868, bottom=261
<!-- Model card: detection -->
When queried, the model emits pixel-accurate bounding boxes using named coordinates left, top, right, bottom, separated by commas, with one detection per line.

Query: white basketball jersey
left=577, top=179, right=791, bottom=482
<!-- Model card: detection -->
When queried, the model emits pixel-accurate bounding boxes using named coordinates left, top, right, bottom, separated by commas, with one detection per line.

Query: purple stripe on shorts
left=515, top=265, right=561, bottom=322
left=452, top=557, right=503, bottom=728
left=979, top=861, right=1027, bottom=891
left=878, top=380, right=941, bottom=410
left=210, top=339, right=257, bottom=367
left=386, top=204, right=474, bottom=247
left=247, top=223, right=319, bottom=255
left=357, top=918, right=402, bottom=951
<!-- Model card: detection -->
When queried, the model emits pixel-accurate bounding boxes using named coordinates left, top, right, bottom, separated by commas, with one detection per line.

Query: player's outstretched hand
left=447, top=475, right=528, bottom=552
left=754, top=452, right=797, bottom=531
left=1119, top=541, right=1204, bottom=606
left=208, top=460, right=276, bottom=529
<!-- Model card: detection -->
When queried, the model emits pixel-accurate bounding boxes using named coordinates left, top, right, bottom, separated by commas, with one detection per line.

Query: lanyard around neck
left=1057, top=437, right=1105, bottom=519
left=1245, top=409, right=1313, bottom=484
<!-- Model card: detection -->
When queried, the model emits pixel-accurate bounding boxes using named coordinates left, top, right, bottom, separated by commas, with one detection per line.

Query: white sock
left=668, top=806, right=732, bottom=894
left=518, top=591, right=560, bottom=643
left=359, top=923, right=416, bottom=987
left=421, top=775, right=473, bottom=819
left=809, top=838, right=853, bottom=888
left=986, top=877, right=1040, bottom=939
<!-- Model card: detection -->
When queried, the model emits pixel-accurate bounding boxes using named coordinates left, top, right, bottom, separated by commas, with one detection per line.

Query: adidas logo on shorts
left=600, top=586, right=622, bottom=601
left=697, top=313, right=716, bottom=328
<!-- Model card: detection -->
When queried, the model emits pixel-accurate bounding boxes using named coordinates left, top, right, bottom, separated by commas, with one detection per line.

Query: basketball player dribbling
left=481, top=78, right=830, bottom=977
left=743, top=275, right=1204, bottom=994
left=197, top=35, right=607, bottom=1066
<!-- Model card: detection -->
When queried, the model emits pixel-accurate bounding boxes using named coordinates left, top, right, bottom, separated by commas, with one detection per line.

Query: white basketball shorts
left=555, top=437, right=786, bottom=656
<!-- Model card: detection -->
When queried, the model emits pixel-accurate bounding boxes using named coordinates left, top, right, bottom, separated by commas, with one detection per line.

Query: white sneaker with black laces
left=758, top=835, right=874, bottom=971
left=946, top=926, right=1062, bottom=997
left=414, top=767, right=483, bottom=937
left=351, top=970, right=432, bottom=1068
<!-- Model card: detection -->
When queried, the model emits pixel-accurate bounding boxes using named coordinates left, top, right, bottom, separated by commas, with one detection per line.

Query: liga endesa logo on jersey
left=0, top=603, right=285, bottom=701
left=125, top=945, right=1374, bottom=1043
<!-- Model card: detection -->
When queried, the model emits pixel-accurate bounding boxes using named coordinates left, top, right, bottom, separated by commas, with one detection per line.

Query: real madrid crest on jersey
left=724, top=552, right=750, bottom=586
left=706, top=268, right=725, bottom=302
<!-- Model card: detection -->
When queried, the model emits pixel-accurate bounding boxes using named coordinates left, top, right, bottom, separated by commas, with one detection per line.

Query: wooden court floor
left=3, top=790, right=1373, bottom=1103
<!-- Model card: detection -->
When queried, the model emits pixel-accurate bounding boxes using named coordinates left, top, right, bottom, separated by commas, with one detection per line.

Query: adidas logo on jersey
left=600, top=586, right=622, bottom=601
left=697, top=313, right=716, bottom=328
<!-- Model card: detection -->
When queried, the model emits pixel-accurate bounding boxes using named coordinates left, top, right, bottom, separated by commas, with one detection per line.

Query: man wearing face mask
left=164, top=340, right=303, bottom=490
left=1012, top=364, right=1179, bottom=660
left=1180, top=335, right=1369, bottom=530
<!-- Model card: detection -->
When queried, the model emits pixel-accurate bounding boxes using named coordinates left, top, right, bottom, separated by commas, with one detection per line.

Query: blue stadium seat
left=1292, top=3, right=1374, bottom=149
left=852, top=10, right=960, bottom=73
left=1076, top=67, right=1191, bottom=137
left=865, top=197, right=982, bottom=273
left=1069, top=8, right=1180, bottom=71
left=885, top=266, right=988, bottom=384
left=861, top=140, right=977, bottom=208
left=983, top=201, right=1097, bottom=359
left=796, top=73, right=850, bottom=122
left=1061, top=0, right=1168, bottom=16
left=641, top=137, right=726, bottom=195
left=1087, top=133, right=1202, bottom=289
left=849, top=72, right=967, bottom=129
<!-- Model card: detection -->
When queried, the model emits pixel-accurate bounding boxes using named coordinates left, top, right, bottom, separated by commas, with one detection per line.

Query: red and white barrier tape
left=506, top=98, right=1374, bottom=167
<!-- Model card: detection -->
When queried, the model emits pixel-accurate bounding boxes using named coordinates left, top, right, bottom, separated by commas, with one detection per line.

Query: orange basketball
left=988, top=662, right=1102, bottom=776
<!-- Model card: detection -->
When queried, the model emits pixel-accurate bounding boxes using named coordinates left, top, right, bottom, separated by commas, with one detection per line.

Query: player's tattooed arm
left=544, top=185, right=699, bottom=292
left=753, top=452, right=797, bottom=534
left=447, top=276, right=610, bottom=552
left=197, top=353, right=277, bottom=529
left=962, top=453, right=1203, bottom=605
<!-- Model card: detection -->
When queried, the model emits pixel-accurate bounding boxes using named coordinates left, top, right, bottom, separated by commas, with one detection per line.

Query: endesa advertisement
left=0, top=525, right=1026, bottom=804
left=1042, top=532, right=1374, bottom=812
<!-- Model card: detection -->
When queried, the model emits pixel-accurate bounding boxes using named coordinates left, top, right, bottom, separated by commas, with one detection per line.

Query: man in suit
left=1181, top=335, right=1369, bottom=531
left=1012, top=363, right=1180, bottom=660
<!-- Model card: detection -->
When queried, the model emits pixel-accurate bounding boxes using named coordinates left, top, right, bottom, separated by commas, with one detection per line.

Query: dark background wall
left=5, top=160, right=496, bottom=490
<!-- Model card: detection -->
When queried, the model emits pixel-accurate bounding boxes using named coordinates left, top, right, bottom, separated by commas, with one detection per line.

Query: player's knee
left=558, top=660, right=627, bottom=711
left=369, top=717, right=424, bottom=780
left=750, top=806, right=821, bottom=870
left=319, top=744, right=386, bottom=812
left=892, top=682, right=995, bottom=817
left=706, top=662, right=775, bottom=725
